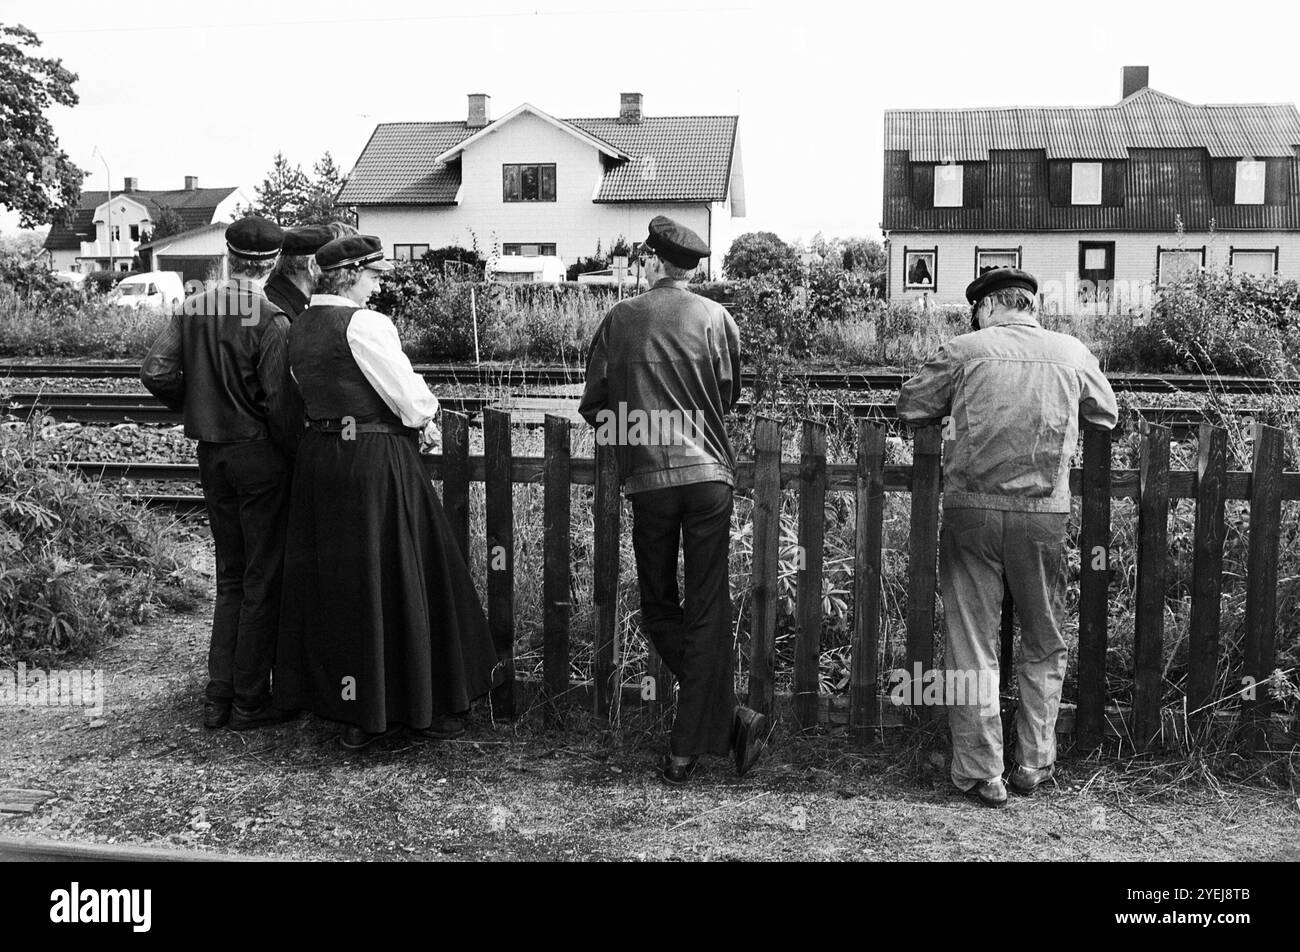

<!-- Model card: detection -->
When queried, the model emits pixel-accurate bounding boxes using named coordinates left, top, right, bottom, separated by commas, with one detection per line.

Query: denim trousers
left=939, top=507, right=1069, bottom=789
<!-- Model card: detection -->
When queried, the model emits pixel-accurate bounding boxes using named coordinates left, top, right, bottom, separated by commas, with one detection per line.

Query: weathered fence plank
left=850, top=421, right=885, bottom=741
left=794, top=420, right=827, bottom=731
left=747, top=417, right=782, bottom=719
left=1133, top=423, right=1170, bottom=749
left=439, top=411, right=470, bottom=559
left=1077, top=426, right=1113, bottom=749
left=999, top=582, right=1014, bottom=694
left=1187, top=424, right=1228, bottom=720
left=905, top=426, right=943, bottom=703
left=542, top=415, right=571, bottom=725
left=592, top=442, right=620, bottom=719
left=484, top=408, right=515, bottom=718
left=1243, top=424, right=1284, bottom=740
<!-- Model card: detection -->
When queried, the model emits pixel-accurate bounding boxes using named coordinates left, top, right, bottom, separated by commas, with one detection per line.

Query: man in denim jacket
left=897, top=268, right=1118, bottom=807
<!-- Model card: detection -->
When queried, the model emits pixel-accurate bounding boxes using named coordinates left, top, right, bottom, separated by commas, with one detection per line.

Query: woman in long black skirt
left=274, top=235, right=498, bottom=748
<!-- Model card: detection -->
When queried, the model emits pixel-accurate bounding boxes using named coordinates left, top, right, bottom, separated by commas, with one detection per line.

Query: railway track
left=4, top=359, right=1298, bottom=394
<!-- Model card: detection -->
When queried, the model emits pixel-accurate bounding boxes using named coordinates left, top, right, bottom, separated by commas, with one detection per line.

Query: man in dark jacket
left=580, top=215, right=767, bottom=785
left=262, top=222, right=356, bottom=319
left=141, top=217, right=304, bottom=731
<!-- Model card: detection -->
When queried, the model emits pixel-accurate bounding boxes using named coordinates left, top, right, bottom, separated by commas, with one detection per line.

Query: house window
left=933, top=164, right=963, bottom=207
left=1071, top=162, right=1103, bottom=205
left=503, top=164, right=556, bottom=202
left=393, top=244, right=431, bottom=262
left=110, top=225, right=121, bottom=241
left=1229, top=248, right=1278, bottom=278
left=129, top=224, right=141, bottom=241
left=975, top=248, right=1020, bottom=276
left=502, top=243, right=557, bottom=257
left=1235, top=160, right=1266, bottom=205
left=903, top=247, right=938, bottom=291
left=1157, top=247, right=1206, bottom=285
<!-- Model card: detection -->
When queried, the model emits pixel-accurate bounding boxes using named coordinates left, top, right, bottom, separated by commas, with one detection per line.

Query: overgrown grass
left=0, top=291, right=169, bottom=358
left=0, top=421, right=204, bottom=666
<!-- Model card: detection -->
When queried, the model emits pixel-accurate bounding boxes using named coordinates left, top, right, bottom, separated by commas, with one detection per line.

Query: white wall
left=887, top=230, right=1300, bottom=311
left=355, top=111, right=725, bottom=277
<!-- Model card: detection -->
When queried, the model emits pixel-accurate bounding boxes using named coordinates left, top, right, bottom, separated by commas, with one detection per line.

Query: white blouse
left=308, top=294, right=440, bottom=428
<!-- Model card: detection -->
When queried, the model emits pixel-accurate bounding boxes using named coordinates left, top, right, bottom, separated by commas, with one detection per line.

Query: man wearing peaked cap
left=580, top=215, right=769, bottom=786
left=265, top=222, right=358, bottom=320
left=140, top=214, right=303, bottom=734
left=896, top=266, right=1118, bottom=808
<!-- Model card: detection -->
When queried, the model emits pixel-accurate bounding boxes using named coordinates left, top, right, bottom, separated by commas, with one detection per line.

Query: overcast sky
left=3, top=0, right=1299, bottom=244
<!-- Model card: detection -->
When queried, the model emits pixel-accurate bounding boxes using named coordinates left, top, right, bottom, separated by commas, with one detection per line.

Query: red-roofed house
left=882, top=67, right=1300, bottom=312
left=43, top=177, right=249, bottom=274
left=338, top=93, right=746, bottom=279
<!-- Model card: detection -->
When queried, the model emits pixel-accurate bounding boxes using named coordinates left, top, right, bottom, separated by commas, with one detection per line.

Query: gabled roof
left=885, top=88, right=1300, bottom=162
left=44, top=187, right=240, bottom=251
left=433, top=103, right=629, bottom=164
left=337, top=110, right=739, bottom=205
left=136, top=221, right=226, bottom=252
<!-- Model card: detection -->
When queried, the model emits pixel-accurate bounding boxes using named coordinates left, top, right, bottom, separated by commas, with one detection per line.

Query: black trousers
left=197, top=439, right=291, bottom=708
left=630, top=481, right=736, bottom=757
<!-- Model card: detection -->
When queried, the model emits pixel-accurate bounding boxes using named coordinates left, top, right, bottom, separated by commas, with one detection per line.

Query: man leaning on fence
left=896, top=268, right=1118, bottom=808
left=579, top=215, right=769, bottom=787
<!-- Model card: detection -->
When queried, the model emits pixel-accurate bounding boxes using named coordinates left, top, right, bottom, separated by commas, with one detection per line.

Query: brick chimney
left=467, top=93, right=491, bottom=129
left=1122, top=66, right=1149, bottom=99
left=184, top=175, right=199, bottom=190
left=619, top=92, right=643, bottom=124
left=123, top=176, right=138, bottom=192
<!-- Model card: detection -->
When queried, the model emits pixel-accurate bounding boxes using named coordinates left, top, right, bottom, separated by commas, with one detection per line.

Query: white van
left=109, top=271, right=185, bottom=311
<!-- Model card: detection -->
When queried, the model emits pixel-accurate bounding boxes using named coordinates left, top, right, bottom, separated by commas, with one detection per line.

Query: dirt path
left=2, top=580, right=1297, bottom=861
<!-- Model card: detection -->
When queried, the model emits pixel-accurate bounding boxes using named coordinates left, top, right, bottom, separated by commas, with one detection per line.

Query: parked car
left=108, top=271, right=185, bottom=311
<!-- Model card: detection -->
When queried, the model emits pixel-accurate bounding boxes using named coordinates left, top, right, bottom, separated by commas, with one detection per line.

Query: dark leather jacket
left=263, top=272, right=309, bottom=320
left=579, top=278, right=741, bottom=494
left=140, top=279, right=303, bottom=457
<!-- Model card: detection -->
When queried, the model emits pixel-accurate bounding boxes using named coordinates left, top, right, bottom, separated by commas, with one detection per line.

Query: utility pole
left=92, top=146, right=113, bottom=272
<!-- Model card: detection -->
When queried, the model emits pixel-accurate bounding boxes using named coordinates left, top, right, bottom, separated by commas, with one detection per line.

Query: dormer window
left=933, top=164, right=963, bottom=207
left=1235, top=159, right=1266, bottom=204
left=1071, top=162, right=1103, bottom=205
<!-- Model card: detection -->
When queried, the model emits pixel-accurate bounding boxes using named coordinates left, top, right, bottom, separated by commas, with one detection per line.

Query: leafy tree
left=252, top=152, right=310, bottom=226
left=299, top=151, right=357, bottom=227
left=722, top=231, right=799, bottom=280
left=147, top=206, right=186, bottom=241
left=0, top=24, right=84, bottom=228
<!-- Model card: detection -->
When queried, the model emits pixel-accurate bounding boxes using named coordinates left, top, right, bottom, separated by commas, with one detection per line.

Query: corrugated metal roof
left=43, top=187, right=240, bottom=251
left=885, top=88, right=1300, bottom=162
left=337, top=114, right=738, bottom=206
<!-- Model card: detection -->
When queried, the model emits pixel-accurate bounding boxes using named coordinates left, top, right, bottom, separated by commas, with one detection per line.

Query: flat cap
left=966, top=267, right=1038, bottom=305
left=315, top=234, right=394, bottom=272
left=226, top=217, right=284, bottom=259
left=281, top=224, right=338, bottom=256
left=643, top=215, right=710, bottom=269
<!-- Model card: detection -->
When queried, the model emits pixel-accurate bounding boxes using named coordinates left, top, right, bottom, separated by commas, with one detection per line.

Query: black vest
left=288, top=304, right=403, bottom=426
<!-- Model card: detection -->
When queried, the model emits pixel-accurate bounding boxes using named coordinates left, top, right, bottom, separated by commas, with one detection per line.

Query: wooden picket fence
left=430, top=408, right=1298, bottom=750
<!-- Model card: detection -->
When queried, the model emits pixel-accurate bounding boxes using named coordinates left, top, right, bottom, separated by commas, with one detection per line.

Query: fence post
left=440, top=410, right=470, bottom=559
left=794, top=420, right=827, bottom=731
left=1187, top=424, right=1228, bottom=723
left=1133, top=422, right=1170, bottom=749
left=542, top=415, right=571, bottom=726
left=905, top=425, right=943, bottom=718
left=850, top=421, right=885, bottom=743
left=592, top=442, right=620, bottom=720
left=1243, top=424, right=1284, bottom=747
left=748, top=417, right=782, bottom=719
left=1077, top=426, right=1113, bottom=750
left=484, top=408, right=515, bottom=719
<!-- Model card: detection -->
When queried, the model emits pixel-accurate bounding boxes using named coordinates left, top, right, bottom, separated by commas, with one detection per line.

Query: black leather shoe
left=341, top=725, right=399, bottom=750
left=1008, top=763, right=1054, bottom=796
left=660, top=754, right=698, bottom=787
left=416, top=714, right=466, bottom=740
left=732, top=705, right=770, bottom=777
left=962, top=777, right=1009, bottom=808
left=228, top=703, right=297, bottom=732
left=203, top=700, right=231, bottom=730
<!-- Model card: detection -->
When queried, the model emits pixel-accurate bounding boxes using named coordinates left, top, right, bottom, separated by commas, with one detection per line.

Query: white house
left=338, top=93, right=746, bottom=279
left=44, top=177, right=248, bottom=274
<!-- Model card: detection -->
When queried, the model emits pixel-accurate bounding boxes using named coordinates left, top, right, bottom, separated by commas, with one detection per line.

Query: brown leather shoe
left=963, top=777, right=1009, bottom=808
left=1008, top=763, right=1055, bottom=796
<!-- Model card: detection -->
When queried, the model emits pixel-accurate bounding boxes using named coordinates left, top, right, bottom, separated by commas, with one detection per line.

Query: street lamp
left=91, top=146, right=113, bottom=271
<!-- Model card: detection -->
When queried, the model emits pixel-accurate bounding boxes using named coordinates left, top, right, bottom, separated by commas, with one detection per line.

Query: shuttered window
left=1265, top=158, right=1291, bottom=205
left=911, top=163, right=934, bottom=210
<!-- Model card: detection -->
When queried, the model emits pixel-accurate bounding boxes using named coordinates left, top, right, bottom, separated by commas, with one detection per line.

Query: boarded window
left=1158, top=248, right=1205, bottom=284
left=1265, top=158, right=1290, bottom=205
left=1235, top=160, right=1266, bottom=204
left=1071, top=162, right=1103, bottom=204
left=934, top=164, right=963, bottom=207
left=1230, top=249, right=1277, bottom=277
